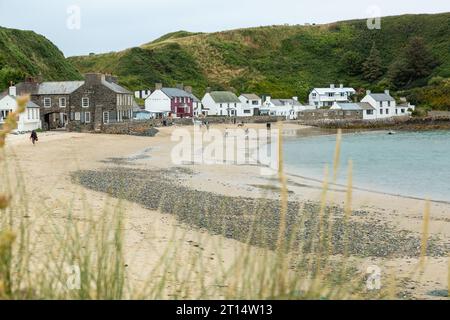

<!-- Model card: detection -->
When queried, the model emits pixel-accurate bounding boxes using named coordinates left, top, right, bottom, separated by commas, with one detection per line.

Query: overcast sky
left=0, top=0, right=449, bottom=57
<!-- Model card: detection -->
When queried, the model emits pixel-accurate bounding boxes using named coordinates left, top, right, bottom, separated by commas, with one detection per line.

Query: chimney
left=105, top=75, right=118, bottom=84
left=155, top=83, right=163, bottom=90
left=384, top=89, right=390, bottom=96
left=206, top=87, right=211, bottom=93
left=85, top=73, right=104, bottom=86
left=366, top=90, right=371, bottom=95
left=9, top=85, right=17, bottom=97
left=184, top=86, right=192, bottom=93
left=330, top=84, right=335, bottom=89
left=292, top=96, right=298, bottom=101
left=176, top=83, right=184, bottom=90
left=265, top=96, right=271, bottom=103
left=340, top=84, right=344, bottom=89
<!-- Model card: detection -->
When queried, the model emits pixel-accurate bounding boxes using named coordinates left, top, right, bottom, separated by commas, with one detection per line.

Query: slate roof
left=209, top=91, right=241, bottom=103
left=333, top=102, right=374, bottom=111
left=161, top=88, right=192, bottom=98
left=26, top=100, right=40, bottom=108
left=271, top=99, right=302, bottom=106
left=101, top=80, right=132, bottom=94
left=240, top=93, right=261, bottom=100
left=368, top=93, right=395, bottom=102
left=13, top=79, right=131, bottom=96
left=37, top=81, right=85, bottom=95
left=0, top=94, right=41, bottom=108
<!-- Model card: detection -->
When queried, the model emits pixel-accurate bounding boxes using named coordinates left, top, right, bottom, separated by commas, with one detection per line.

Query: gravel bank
left=72, top=167, right=448, bottom=258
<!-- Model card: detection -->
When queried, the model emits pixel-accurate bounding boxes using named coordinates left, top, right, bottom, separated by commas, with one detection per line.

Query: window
left=366, top=110, right=374, bottom=115
left=386, top=109, right=389, bottom=114
left=244, top=110, right=251, bottom=114
left=328, top=93, right=334, bottom=97
left=340, top=92, right=345, bottom=97
left=59, top=97, right=66, bottom=108
left=401, top=109, right=405, bottom=113
left=103, top=111, right=109, bottom=124
left=387, top=101, right=391, bottom=107
left=312, top=93, right=317, bottom=98
left=44, top=98, right=51, bottom=108
left=84, top=112, right=91, bottom=123
left=75, top=112, right=81, bottom=121
left=252, top=100, right=258, bottom=105
left=82, top=97, right=89, bottom=108
left=380, top=109, right=383, bottom=115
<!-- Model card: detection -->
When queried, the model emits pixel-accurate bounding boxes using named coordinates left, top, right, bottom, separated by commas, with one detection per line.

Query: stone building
left=12, top=73, right=133, bottom=131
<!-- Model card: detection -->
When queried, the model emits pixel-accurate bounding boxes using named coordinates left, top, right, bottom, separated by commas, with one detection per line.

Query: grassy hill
left=0, top=26, right=81, bottom=90
left=68, top=12, right=450, bottom=108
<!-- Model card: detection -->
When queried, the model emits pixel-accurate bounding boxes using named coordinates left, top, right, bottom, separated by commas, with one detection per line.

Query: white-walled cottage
left=145, top=85, right=200, bottom=118
left=361, top=90, right=415, bottom=119
left=309, top=84, right=356, bottom=108
left=238, top=94, right=262, bottom=116
left=201, top=91, right=241, bottom=117
left=261, top=96, right=308, bottom=119
left=0, top=86, right=41, bottom=132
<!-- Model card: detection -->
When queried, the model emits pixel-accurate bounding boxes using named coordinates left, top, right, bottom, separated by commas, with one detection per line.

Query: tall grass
left=0, top=103, right=447, bottom=300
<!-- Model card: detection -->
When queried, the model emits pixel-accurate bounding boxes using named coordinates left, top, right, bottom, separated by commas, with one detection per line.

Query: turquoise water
left=283, top=130, right=450, bottom=202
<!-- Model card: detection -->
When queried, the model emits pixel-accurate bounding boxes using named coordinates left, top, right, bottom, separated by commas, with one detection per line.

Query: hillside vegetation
left=0, top=26, right=81, bottom=90
left=68, top=13, right=450, bottom=108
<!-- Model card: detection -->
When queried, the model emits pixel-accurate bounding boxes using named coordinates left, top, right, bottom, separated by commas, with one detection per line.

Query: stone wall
left=428, top=111, right=450, bottom=118
left=297, top=109, right=363, bottom=121
left=70, top=116, right=286, bottom=134
left=299, top=116, right=450, bottom=130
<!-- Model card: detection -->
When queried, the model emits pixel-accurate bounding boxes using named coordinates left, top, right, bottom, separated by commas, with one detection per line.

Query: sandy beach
left=3, top=123, right=449, bottom=299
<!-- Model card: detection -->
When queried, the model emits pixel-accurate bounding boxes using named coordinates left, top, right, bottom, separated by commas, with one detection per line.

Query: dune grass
left=0, top=98, right=447, bottom=300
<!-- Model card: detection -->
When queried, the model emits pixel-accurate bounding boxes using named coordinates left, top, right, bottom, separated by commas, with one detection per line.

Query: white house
left=238, top=94, right=262, bottom=116
left=134, top=89, right=151, bottom=100
left=331, top=102, right=376, bottom=120
left=261, top=96, right=310, bottom=119
left=0, top=86, right=41, bottom=132
left=361, top=90, right=415, bottom=119
left=145, top=85, right=200, bottom=118
left=201, top=91, right=242, bottom=117
left=309, top=84, right=356, bottom=108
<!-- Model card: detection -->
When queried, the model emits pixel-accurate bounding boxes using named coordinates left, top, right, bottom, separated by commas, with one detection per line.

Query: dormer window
left=59, top=97, right=66, bottom=108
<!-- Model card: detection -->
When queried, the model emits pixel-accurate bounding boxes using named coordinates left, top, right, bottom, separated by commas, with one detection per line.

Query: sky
left=0, top=0, right=449, bottom=57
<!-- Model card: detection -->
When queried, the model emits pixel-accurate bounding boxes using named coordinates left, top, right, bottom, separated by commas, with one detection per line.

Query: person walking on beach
left=30, top=130, right=38, bottom=145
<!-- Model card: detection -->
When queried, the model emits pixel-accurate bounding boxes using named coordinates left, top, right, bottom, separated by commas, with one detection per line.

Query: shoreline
left=4, top=124, right=450, bottom=299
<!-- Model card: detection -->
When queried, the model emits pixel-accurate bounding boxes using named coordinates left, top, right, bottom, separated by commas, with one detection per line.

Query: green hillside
left=68, top=13, right=450, bottom=108
left=0, top=26, right=81, bottom=90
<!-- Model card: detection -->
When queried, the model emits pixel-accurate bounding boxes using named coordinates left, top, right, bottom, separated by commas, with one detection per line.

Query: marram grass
left=0, top=99, right=447, bottom=300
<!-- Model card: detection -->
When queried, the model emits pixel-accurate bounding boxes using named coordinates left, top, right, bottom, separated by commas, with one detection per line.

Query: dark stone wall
left=297, top=109, right=363, bottom=121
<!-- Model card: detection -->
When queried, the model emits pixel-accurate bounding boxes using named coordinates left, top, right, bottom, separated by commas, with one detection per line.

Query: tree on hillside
left=388, top=37, right=438, bottom=88
left=362, top=44, right=384, bottom=82
left=0, top=67, right=25, bottom=90
left=340, top=51, right=364, bottom=76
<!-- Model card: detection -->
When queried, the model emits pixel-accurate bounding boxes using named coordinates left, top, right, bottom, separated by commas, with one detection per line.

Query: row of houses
left=141, top=84, right=315, bottom=119
left=139, top=83, right=414, bottom=121
left=1, top=76, right=415, bottom=133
